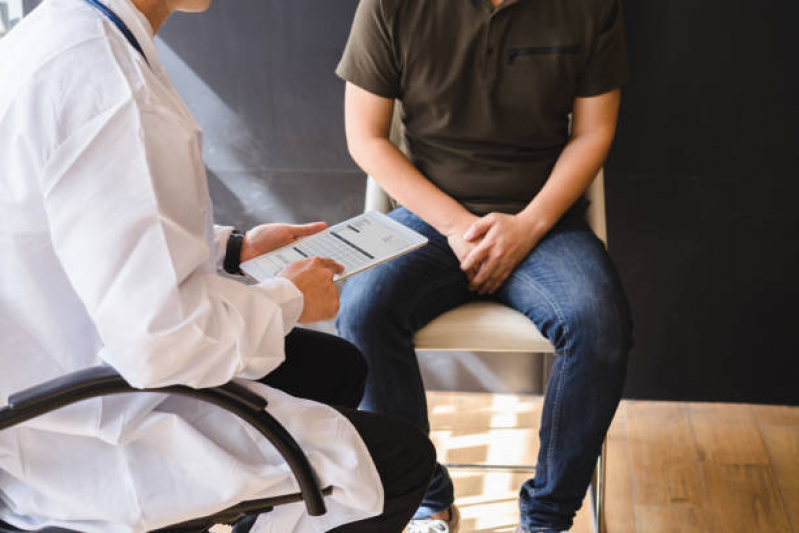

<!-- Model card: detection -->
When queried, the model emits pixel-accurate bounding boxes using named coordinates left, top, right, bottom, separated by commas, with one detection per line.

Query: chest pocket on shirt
left=507, top=45, right=583, bottom=64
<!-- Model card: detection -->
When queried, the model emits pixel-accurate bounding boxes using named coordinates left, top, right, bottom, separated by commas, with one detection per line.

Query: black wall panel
left=606, top=1, right=799, bottom=403
left=159, top=1, right=366, bottom=231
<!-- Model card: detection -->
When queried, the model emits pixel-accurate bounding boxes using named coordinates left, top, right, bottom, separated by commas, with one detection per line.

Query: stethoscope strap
left=84, top=0, right=149, bottom=66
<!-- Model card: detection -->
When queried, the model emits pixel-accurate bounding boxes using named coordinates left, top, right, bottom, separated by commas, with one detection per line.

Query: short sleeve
left=335, top=0, right=401, bottom=99
left=576, top=0, right=631, bottom=97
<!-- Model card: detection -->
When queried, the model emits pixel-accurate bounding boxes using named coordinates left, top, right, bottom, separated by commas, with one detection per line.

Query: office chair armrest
left=5, top=366, right=267, bottom=414
left=0, top=366, right=328, bottom=517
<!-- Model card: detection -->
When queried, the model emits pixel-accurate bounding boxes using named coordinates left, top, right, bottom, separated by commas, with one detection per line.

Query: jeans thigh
left=495, top=212, right=631, bottom=356
left=500, top=214, right=633, bottom=530
left=336, top=207, right=474, bottom=430
left=338, top=207, right=474, bottom=338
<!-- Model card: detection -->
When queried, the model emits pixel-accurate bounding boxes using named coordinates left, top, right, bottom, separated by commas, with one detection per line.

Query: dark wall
left=32, top=0, right=793, bottom=403
left=607, top=1, right=799, bottom=404
left=158, top=2, right=366, bottom=230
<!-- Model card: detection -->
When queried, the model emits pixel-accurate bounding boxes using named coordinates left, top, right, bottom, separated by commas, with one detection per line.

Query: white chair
left=363, top=107, right=609, bottom=533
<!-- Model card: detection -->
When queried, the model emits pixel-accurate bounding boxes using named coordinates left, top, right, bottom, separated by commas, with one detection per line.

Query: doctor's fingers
left=309, top=278, right=341, bottom=321
left=312, top=257, right=344, bottom=274
left=289, top=256, right=342, bottom=277
left=290, top=221, right=328, bottom=238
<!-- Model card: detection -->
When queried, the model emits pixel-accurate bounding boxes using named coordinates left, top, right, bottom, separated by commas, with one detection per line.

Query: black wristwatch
left=224, top=230, right=245, bottom=275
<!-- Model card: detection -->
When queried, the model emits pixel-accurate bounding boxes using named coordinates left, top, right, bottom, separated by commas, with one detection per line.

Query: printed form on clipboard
left=240, top=211, right=428, bottom=283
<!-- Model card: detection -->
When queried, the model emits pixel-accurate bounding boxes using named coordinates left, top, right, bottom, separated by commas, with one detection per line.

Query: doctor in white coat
left=0, top=0, right=435, bottom=531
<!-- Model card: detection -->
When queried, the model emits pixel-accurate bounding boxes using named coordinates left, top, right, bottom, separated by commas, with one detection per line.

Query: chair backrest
left=367, top=171, right=606, bottom=245
left=585, top=169, right=607, bottom=246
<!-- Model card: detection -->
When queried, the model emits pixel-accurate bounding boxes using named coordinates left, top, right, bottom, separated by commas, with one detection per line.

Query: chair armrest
left=0, top=366, right=327, bottom=517
left=6, top=366, right=267, bottom=413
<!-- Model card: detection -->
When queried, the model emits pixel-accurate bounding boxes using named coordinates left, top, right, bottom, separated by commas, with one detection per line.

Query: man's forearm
left=350, top=136, right=476, bottom=236
left=518, top=89, right=621, bottom=239
left=517, top=128, right=615, bottom=240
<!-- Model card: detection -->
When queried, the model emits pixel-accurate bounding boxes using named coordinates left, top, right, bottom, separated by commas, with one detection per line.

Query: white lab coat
left=0, top=0, right=383, bottom=531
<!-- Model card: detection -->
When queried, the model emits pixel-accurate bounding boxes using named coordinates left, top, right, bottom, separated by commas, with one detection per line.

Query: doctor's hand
left=241, top=222, right=328, bottom=262
left=460, top=213, right=541, bottom=295
left=279, top=257, right=344, bottom=323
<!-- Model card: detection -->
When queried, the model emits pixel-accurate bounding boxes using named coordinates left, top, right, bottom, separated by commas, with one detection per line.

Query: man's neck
left=131, top=0, right=170, bottom=33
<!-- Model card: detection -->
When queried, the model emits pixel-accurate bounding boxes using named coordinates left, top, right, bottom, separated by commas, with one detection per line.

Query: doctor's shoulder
left=0, top=2, right=158, bottom=162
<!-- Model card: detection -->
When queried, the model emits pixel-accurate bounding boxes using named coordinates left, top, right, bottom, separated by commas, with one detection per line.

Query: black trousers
left=233, top=328, right=436, bottom=533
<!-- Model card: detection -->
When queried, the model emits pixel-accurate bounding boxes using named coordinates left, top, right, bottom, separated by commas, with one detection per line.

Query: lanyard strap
left=84, top=0, right=148, bottom=64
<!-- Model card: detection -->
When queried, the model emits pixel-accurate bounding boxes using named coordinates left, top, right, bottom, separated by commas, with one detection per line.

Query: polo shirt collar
left=477, top=0, right=525, bottom=14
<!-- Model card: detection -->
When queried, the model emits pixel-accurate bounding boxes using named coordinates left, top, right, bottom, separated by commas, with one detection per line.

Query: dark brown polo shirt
left=336, top=0, right=630, bottom=215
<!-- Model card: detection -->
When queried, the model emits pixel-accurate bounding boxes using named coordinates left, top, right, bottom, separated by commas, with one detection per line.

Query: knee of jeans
left=561, top=297, right=633, bottom=366
left=336, top=279, right=408, bottom=341
left=336, top=293, right=377, bottom=340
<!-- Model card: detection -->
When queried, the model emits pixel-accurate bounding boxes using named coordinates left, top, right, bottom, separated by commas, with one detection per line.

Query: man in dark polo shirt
left=335, top=0, right=633, bottom=531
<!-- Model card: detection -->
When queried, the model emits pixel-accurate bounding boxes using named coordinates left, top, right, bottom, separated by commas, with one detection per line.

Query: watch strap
left=224, top=230, right=245, bottom=275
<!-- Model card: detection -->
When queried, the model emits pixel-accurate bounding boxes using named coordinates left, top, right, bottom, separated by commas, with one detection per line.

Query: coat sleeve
left=213, top=224, right=234, bottom=272
left=39, top=97, right=303, bottom=389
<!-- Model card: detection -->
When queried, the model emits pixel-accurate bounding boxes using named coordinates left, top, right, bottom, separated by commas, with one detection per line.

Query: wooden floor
left=427, top=392, right=799, bottom=533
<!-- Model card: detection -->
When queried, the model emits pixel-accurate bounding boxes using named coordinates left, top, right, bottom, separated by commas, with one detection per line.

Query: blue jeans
left=336, top=206, right=633, bottom=531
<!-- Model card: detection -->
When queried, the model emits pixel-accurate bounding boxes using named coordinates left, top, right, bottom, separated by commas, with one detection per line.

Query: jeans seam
left=507, top=269, right=573, bottom=487
left=509, top=270, right=573, bottom=358
left=546, top=348, right=572, bottom=486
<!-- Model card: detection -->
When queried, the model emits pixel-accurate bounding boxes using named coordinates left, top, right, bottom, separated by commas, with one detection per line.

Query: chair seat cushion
left=414, top=302, right=554, bottom=353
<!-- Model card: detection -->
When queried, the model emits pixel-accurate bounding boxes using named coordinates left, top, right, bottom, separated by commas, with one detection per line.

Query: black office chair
left=0, top=366, right=333, bottom=533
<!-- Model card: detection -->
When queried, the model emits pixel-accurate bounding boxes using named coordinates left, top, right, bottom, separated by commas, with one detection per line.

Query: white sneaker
left=408, top=505, right=460, bottom=533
